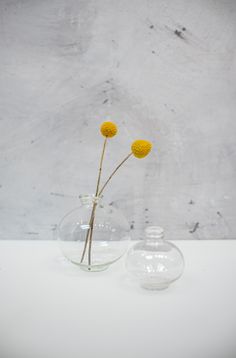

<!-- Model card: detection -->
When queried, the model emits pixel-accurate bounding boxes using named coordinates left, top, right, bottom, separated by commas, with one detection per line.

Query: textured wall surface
left=0, top=0, right=236, bottom=240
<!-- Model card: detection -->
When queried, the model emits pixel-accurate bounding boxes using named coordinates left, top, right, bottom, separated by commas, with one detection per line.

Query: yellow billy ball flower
left=100, top=121, right=118, bottom=138
left=131, top=140, right=152, bottom=158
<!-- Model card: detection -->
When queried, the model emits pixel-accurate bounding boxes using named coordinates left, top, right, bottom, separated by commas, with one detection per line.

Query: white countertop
left=0, top=240, right=235, bottom=358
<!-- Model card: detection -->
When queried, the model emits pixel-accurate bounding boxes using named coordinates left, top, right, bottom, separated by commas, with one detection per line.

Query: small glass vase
left=57, top=194, right=130, bottom=272
left=125, top=226, right=184, bottom=290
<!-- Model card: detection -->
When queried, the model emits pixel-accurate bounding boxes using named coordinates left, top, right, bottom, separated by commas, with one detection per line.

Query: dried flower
left=100, top=121, right=118, bottom=138
left=81, top=124, right=153, bottom=267
left=131, top=140, right=152, bottom=158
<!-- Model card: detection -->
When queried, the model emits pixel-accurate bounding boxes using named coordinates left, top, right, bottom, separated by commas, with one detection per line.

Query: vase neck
left=79, top=194, right=100, bottom=206
left=145, top=226, right=165, bottom=242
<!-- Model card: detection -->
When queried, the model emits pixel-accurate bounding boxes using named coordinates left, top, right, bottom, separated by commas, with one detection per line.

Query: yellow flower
left=100, top=121, right=118, bottom=138
left=131, top=140, right=152, bottom=158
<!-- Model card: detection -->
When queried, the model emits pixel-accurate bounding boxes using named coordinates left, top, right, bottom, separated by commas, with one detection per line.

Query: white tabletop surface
left=0, top=240, right=235, bottom=358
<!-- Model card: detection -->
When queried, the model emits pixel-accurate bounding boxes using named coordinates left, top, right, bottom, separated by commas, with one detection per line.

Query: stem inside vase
left=80, top=137, right=107, bottom=265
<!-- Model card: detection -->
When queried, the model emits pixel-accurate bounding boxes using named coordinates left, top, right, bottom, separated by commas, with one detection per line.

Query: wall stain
left=189, top=222, right=199, bottom=233
left=50, top=192, right=65, bottom=197
left=189, top=200, right=195, bottom=205
left=216, top=211, right=231, bottom=234
left=50, top=192, right=80, bottom=198
left=174, top=29, right=184, bottom=39
left=174, top=26, right=187, bottom=40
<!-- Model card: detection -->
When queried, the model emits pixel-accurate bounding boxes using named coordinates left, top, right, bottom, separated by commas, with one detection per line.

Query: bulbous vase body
left=57, top=195, right=130, bottom=272
left=126, top=226, right=184, bottom=290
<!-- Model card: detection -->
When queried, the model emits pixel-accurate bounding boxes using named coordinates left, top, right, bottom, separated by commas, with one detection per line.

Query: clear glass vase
left=57, top=194, right=130, bottom=272
left=125, top=226, right=184, bottom=290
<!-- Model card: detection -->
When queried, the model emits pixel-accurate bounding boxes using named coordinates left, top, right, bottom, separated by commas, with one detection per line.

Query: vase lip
left=145, top=226, right=164, bottom=239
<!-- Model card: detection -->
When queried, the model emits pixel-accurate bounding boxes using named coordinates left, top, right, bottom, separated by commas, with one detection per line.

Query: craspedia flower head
left=100, top=121, right=118, bottom=138
left=131, top=140, right=152, bottom=158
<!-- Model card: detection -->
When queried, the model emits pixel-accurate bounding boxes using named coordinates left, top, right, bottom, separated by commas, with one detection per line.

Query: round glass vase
left=125, top=226, right=184, bottom=290
left=57, top=194, right=130, bottom=272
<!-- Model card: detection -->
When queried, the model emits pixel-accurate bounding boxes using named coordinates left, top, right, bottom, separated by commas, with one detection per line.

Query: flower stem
left=80, top=204, right=96, bottom=264
left=95, top=137, right=108, bottom=197
left=80, top=137, right=107, bottom=265
left=98, top=152, right=133, bottom=197
left=88, top=206, right=96, bottom=266
left=88, top=153, right=133, bottom=264
left=80, top=150, right=133, bottom=266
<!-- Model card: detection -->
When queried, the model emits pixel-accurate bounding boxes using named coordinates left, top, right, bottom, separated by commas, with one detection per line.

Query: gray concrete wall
left=0, top=0, right=235, bottom=240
